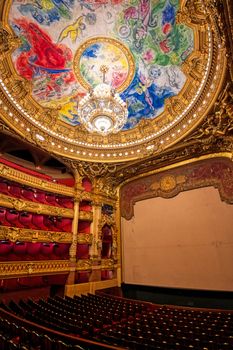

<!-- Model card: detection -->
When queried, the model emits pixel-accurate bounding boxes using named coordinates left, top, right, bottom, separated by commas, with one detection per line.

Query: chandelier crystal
left=78, top=66, right=128, bottom=135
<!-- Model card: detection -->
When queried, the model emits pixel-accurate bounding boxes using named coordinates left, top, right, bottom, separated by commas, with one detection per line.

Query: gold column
left=89, top=199, right=102, bottom=282
left=66, top=198, right=80, bottom=285
left=66, top=172, right=83, bottom=285
left=90, top=200, right=102, bottom=259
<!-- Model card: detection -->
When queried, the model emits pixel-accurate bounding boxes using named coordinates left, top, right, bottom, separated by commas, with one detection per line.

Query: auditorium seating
left=0, top=177, right=73, bottom=209
left=2, top=293, right=233, bottom=349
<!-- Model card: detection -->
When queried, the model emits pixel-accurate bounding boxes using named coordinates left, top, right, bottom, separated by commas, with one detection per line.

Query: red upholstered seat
left=32, top=214, right=48, bottom=230
left=0, top=240, right=13, bottom=255
left=5, top=209, right=24, bottom=228
left=21, top=188, right=36, bottom=201
left=40, top=243, right=54, bottom=256
left=0, top=208, right=11, bottom=226
left=77, top=244, right=89, bottom=259
left=13, top=241, right=27, bottom=255
left=55, top=217, right=72, bottom=232
left=45, top=193, right=58, bottom=206
left=0, top=180, right=9, bottom=195
left=78, top=221, right=90, bottom=233
left=56, top=196, right=74, bottom=209
left=79, top=201, right=92, bottom=212
left=19, top=212, right=37, bottom=229
left=34, top=190, right=47, bottom=204
left=43, top=216, right=59, bottom=231
left=27, top=242, right=41, bottom=256
left=53, top=243, right=70, bottom=258
left=8, top=184, right=22, bottom=198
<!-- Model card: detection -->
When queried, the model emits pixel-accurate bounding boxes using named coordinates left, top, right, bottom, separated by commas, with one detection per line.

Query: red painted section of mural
left=15, top=20, right=75, bottom=82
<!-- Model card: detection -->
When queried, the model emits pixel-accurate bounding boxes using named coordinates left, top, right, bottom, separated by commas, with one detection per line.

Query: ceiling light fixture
left=78, top=65, right=128, bottom=136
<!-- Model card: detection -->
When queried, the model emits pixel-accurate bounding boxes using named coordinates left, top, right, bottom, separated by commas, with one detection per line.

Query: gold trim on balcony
left=0, top=225, right=72, bottom=243
left=79, top=211, right=93, bottom=221
left=0, top=260, right=70, bottom=278
left=0, top=194, right=74, bottom=217
left=0, top=163, right=74, bottom=196
left=77, top=233, right=93, bottom=245
left=76, top=259, right=92, bottom=271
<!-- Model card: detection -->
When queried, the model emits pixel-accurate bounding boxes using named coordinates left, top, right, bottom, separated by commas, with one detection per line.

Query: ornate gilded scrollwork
left=0, top=225, right=73, bottom=243
left=77, top=233, right=93, bottom=245
left=76, top=259, right=92, bottom=271
left=0, top=194, right=73, bottom=217
left=101, top=259, right=115, bottom=270
left=120, top=157, right=233, bottom=220
left=79, top=211, right=93, bottom=221
left=0, top=260, right=70, bottom=278
left=0, top=163, right=74, bottom=197
left=185, top=82, right=233, bottom=146
left=0, top=22, right=21, bottom=53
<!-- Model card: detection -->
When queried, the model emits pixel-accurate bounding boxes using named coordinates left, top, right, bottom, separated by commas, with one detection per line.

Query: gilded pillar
left=66, top=197, right=80, bottom=285
left=90, top=200, right=102, bottom=259
left=66, top=171, right=82, bottom=285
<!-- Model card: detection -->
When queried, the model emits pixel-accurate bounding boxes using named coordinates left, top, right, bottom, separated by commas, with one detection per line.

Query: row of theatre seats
left=0, top=179, right=73, bottom=208
left=0, top=208, right=72, bottom=232
left=0, top=241, right=70, bottom=260
left=0, top=318, right=86, bottom=350
left=1, top=293, right=233, bottom=349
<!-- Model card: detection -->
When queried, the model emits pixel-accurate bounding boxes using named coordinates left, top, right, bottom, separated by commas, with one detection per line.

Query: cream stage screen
left=121, top=187, right=233, bottom=291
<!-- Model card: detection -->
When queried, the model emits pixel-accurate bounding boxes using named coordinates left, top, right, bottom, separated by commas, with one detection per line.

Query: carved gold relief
left=77, top=233, right=93, bottom=245
left=0, top=260, right=70, bottom=278
left=159, top=176, right=177, bottom=192
left=101, top=258, right=115, bottom=270
left=79, top=211, right=93, bottom=221
left=76, top=259, right=92, bottom=271
left=0, top=194, right=73, bottom=218
left=0, top=163, right=74, bottom=197
left=0, top=225, right=72, bottom=243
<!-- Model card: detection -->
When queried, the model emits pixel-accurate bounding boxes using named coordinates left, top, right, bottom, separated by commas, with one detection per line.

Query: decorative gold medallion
left=160, top=175, right=177, bottom=192
left=73, top=37, right=135, bottom=93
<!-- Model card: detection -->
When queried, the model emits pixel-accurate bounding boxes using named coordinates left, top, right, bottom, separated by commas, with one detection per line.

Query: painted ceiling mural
left=9, top=0, right=194, bottom=130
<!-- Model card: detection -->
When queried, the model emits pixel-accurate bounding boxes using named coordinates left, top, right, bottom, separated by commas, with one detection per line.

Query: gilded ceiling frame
left=0, top=0, right=228, bottom=163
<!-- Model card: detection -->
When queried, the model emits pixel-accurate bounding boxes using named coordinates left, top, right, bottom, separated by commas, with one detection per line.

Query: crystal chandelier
left=78, top=65, right=128, bottom=136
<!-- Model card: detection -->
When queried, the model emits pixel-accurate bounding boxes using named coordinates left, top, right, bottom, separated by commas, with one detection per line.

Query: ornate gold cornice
left=79, top=211, right=93, bottom=222
left=0, top=193, right=73, bottom=218
left=77, top=233, right=93, bottom=245
left=0, top=163, right=74, bottom=196
left=0, top=225, right=72, bottom=243
left=0, top=260, right=70, bottom=278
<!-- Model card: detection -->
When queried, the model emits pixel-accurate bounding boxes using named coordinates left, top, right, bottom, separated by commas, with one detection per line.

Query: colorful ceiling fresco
left=9, top=0, right=193, bottom=130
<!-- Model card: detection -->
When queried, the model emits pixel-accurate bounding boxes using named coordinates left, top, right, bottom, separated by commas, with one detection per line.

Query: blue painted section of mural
left=9, top=0, right=194, bottom=131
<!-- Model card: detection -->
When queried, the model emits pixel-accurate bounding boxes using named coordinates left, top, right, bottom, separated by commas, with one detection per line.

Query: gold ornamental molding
left=0, top=225, right=72, bottom=243
left=77, top=233, right=93, bottom=245
left=73, top=36, right=135, bottom=93
left=0, top=193, right=73, bottom=218
left=120, top=156, right=233, bottom=220
left=76, top=259, right=92, bottom=271
left=0, top=0, right=228, bottom=163
left=101, top=258, right=115, bottom=270
left=79, top=211, right=93, bottom=222
left=0, top=163, right=74, bottom=197
left=0, top=260, right=70, bottom=278
left=151, top=175, right=187, bottom=193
